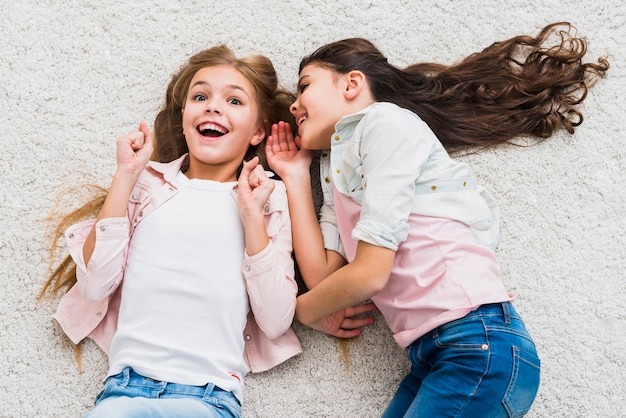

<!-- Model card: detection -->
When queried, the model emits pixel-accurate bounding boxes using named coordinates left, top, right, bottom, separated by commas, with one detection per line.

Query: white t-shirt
left=108, top=171, right=248, bottom=401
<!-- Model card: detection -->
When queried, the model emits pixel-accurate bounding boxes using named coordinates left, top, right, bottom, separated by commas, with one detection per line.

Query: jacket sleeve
left=66, top=217, right=130, bottom=301
left=242, top=181, right=297, bottom=340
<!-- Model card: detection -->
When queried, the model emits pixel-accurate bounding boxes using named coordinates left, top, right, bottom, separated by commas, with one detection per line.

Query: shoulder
left=368, top=102, right=426, bottom=127
left=362, top=103, right=435, bottom=143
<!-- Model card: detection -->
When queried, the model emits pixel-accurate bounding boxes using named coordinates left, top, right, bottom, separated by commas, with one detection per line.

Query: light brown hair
left=40, top=45, right=296, bottom=298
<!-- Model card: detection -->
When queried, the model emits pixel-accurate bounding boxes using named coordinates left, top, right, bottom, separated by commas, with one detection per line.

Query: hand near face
left=266, top=121, right=313, bottom=182
left=237, top=156, right=275, bottom=217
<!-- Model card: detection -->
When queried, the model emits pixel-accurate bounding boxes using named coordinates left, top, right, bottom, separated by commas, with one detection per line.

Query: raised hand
left=266, top=121, right=313, bottom=182
left=236, top=156, right=275, bottom=257
left=237, top=156, right=275, bottom=215
left=115, top=121, right=154, bottom=177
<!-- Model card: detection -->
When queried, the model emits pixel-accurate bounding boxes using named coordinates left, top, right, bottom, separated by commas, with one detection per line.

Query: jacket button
left=244, top=265, right=251, bottom=272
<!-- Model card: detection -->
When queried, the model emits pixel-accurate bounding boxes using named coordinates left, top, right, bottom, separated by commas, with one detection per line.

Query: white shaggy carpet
left=1, top=1, right=624, bottom=417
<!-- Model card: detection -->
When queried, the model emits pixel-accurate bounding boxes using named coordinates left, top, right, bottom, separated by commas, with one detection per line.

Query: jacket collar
left=147, top=154, right=189, bottom=183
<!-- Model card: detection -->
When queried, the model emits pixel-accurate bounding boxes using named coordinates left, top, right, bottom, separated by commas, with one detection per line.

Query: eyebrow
left=297, top=74, right=310, bottom=86
left=190, top=80, right=250, bottom=97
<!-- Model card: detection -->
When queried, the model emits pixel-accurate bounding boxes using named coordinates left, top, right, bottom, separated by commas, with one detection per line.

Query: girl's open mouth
left=198, top=122, right=228, bottom=138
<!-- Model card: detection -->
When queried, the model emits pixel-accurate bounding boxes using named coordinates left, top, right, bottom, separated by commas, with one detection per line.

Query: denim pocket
left=502, top=345, right=541, bottom=417
left=435, top=315, right=489, bottom=349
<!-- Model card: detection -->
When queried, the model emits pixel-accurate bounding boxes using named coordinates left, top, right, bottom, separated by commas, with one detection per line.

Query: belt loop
left=119, top=367, right=131, bottom=387
left=501, top=302, right=511, bottom=325
left=202, top=382, right=217, bottom=398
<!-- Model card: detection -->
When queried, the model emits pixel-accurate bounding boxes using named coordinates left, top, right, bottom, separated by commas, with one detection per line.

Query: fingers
left=249, top=164, right=267, bottom=188
left=340, top=303, right=377, bottom=330
left=239, top=157, right=257, bottom=184
left=240, top=157, right=271, bottom=189
left=139, top=121, right=154, bottom=148
left=340, top=315, right=375, bottom=331
left=121, top=122, right=153, bottom=153
left=329, top=328, right=363, bottom=339
left=269, top=122, right=298, bottom=152
left=344, top=302, right=378, bottom=317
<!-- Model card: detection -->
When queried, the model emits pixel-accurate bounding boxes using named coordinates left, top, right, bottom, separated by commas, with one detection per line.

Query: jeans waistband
left=464, top=301, right=518, bottom=324
left=122, top=367, right=229, bottom=399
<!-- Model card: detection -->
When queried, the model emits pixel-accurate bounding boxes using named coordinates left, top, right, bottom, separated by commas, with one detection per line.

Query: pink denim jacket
left=53, top=155, right=302, bottom=373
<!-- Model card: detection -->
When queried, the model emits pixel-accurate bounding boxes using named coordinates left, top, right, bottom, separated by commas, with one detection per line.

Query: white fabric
left=320, top=103, right=500, bottom=253
left=108, top=172, right=248, bottom=401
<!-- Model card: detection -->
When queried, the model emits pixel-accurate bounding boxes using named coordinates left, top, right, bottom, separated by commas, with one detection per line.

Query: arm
left=238, top=158, right=297, bottom=339
left=83, top=122, right=153, bottom=264
left=266, top=122, right=346, bottom=288
left=295, top=241, right=395, bottom=329
left=267, top=122, right=377, bottom=338
left=77, top=122, right=153, bottom=300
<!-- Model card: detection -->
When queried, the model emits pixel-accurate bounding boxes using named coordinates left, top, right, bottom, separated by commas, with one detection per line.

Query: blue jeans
left=382, top=302, right=540, bottom=418
left=84, top=367, right=241, bottom=418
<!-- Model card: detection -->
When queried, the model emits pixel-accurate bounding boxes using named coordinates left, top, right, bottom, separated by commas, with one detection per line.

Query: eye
left=193, top=94, right=207, bottom=101
left=299, top=83, right=309, bottom=94
left=228, top=98, right=242, bottom=105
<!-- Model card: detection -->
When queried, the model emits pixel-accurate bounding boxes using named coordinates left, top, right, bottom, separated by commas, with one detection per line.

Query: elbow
left=259, top=309, right=296, bottom=340
left=76, top=271, right=115, bottom=302
left=80, top=284, right=110, bottom=302
left=367, top=274, right=389, bottom=297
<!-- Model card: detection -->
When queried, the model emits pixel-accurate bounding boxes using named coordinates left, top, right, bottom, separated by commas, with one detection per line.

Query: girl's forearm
left=282, top=171, right=342, bottom=288
left=295, top=241, right=395, bottom=325
left=241, top=213, right=270, bottom=256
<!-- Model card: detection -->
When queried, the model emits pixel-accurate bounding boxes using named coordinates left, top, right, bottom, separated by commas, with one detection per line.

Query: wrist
left=113, top=167, right=142, bottom=186
left=295, top=293, right=312, bottom=326
left=282, top=170, right=310, bottom=190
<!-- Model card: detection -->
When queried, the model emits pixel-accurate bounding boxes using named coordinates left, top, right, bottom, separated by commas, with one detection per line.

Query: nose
left=290, top=99, right=298, bottom=116
left=204, top=99, right=221, bottom=114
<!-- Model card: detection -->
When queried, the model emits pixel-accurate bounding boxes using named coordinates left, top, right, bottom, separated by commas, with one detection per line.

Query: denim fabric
left=83, top=367, right=241, bottom=418
left=382, top=302, right=540, bottom=418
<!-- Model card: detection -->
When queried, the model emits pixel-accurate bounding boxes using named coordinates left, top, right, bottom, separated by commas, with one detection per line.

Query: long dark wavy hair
left=299, top=22, right=609, bottom=152
left=40, top=45, right=296, bottom=299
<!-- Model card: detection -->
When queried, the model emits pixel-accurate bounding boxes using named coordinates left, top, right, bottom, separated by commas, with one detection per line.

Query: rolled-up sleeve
left=350, top=107, right=433, bottom=250
left=318, top=154, right=346, bottom=258
left=66, top=217, right=130, bottom=301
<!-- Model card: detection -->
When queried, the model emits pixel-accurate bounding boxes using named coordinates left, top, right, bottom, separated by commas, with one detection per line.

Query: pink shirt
left=52, top=155, right=302, bottom=373
left=334, top=192, right=512, bottom=349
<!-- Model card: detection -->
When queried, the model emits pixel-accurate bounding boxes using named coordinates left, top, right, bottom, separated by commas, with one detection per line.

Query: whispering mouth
left=198, top=122, right=228, bottom=138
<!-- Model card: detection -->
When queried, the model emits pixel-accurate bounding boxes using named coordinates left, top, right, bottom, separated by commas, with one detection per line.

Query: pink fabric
left=334, top=192, right=512, bottom=348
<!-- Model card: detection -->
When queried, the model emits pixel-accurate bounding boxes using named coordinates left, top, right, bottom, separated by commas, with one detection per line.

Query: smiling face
left=291, top=64, right=351, bottom=150
left=181, top=65, right=264, bottom=181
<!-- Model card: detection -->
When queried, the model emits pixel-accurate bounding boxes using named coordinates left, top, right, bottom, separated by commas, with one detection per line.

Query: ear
left=249, top=126, right=266, bottom=146
left=343, top=70, right=366, bottom=100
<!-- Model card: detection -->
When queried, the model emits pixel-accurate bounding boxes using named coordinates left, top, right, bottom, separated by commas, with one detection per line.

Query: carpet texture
left=1, top=1, right=624, bottom=417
